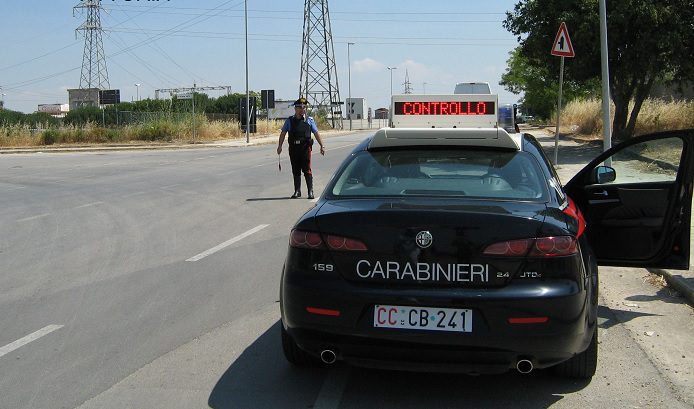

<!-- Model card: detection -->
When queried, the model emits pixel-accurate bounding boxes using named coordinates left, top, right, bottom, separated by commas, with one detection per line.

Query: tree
left=501, top=47, right=599, bottom=119
left=504, top=0, right=694, bottom=139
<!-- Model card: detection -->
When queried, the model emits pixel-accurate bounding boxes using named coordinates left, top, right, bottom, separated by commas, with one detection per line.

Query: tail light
left=326, top=235, right=368, bottom=251
left=483, top=236, right=577, bottom=257
left=290, top=230, right=368, bottom=251
left=290, top=230, right=324, bottom=249
left=563, top=197, right=586, bottom=238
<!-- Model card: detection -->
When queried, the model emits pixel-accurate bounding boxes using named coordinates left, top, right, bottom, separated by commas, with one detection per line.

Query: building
left=38, top=104, right=70, bottom=118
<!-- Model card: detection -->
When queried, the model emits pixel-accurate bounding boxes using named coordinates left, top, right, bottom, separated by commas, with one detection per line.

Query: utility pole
left=599, top=0, right=612, bottom=154
left=74, top=0, right=109, bottom=89
left=299, top=0, right=342, bottom=129
left=245, top=0, right=250, bottom=143
left=347, top=42, right=354, bottom=131
left=387, top=66, right=397, bottom=99
left=403, top=69, right=413, bottom=94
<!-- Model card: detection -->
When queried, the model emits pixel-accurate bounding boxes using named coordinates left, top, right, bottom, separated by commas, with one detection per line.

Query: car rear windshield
left=329, top=149, right=549, bottom=201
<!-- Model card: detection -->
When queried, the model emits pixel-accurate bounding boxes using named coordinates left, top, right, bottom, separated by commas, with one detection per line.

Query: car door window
left=599, top=138, right=682, bottom=184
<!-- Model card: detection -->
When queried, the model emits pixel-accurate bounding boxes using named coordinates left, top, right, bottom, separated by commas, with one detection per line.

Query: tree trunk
left=625, top=77, right=655, bottom=138
left=610, top=72, right=637, bottom=142
left=611, top=93, right=631, bottom=142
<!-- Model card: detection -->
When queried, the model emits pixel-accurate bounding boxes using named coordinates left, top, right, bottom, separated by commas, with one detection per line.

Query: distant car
left=498, top=103, right=517, bottom=133
left=453, top=82, right=491, bottom=94
left=280, top=127, right=694, bottom=378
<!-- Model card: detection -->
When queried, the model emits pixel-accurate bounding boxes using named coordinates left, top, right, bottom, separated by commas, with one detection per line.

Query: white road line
left=122, top=191, right=146, bottom=198
left=160, top=184, right=180, bottom=189
left=330, top=142, right=360, bottom=151
left=313, top=366, right=351, bottom=409
left=217, top=169, right=241, bottom=176
left=186, top=224, right=270, bottom=262
left=16, top=213, right=51, bottom=222
left=74, top=201, right=104, bottom=209
left=0, top=325, right=64, bottom=359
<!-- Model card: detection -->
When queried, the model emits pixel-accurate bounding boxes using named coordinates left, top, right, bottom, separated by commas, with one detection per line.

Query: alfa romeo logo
left=415, top=231, right=433, bottom=249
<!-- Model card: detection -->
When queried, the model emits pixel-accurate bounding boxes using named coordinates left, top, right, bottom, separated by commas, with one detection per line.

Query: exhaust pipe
left=516, top=359, right=534, bottom=374
left=320, top=349, right=337, bottom=364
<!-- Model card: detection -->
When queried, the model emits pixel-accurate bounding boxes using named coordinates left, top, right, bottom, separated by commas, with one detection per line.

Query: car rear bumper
left=281, top=272, right=596, bottom=373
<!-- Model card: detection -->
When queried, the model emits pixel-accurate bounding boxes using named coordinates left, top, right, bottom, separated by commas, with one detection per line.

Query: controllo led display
left=394, top=101, right=495, bottom=116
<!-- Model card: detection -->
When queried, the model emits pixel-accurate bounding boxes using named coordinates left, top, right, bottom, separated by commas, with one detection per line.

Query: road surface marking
left=161, top=184, right=180, bottom=189
left=0, top=325, right=64, bottom=359
left=313, top=366, right=350, bottom=409
left=74, top=201, right=104, bottom=209
left=310, top=197, right=319, bottom=203
left=122, top=191, right=146, bottom=198
left=186, top=224, right=270, bottom=262
left=17, top=213, right=51, bottom=222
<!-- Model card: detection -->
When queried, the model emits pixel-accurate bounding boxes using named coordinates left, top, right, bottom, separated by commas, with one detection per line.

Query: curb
left=0, top=130, right=360, bottom=155
left=648, top=268, right=694, bottom=307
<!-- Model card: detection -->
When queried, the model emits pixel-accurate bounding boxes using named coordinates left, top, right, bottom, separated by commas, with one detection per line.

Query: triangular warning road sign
left=551, top=22, right=575, bottom=57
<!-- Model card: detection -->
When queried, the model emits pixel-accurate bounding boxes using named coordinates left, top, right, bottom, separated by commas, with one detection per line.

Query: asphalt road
left=0, top=131, right=692, bottom=409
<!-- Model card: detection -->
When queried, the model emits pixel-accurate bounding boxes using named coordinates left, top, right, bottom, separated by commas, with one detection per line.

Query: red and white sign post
left=551, top=22, right=575, bottom=164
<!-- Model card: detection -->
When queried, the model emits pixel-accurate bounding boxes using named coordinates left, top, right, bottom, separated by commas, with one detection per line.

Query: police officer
left=277, top=97, right=325, bottom=199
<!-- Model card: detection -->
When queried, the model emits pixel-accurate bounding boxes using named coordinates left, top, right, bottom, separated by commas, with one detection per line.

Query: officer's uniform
left=278, top=97, right=322, bottom=199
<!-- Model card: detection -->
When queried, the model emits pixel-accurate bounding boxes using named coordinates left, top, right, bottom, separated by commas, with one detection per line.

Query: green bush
left=137, top=122, right=174, bottom=141
left=42, top=129, right=60, bottom=145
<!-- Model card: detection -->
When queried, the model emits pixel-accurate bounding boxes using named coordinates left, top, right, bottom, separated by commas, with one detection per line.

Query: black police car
left=280, top=127, right=693, bottom=378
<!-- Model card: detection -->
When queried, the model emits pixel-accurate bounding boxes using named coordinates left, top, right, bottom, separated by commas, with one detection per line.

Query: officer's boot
left=306, top=175, right=314, bottom=199
left=291, top=174, right=301, bottom=199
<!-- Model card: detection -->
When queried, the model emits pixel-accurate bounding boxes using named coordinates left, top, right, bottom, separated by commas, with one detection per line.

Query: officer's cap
left=293, top=97, right=310, bottom=107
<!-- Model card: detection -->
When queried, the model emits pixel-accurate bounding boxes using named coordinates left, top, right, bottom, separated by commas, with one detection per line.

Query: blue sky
left=1, top=0, right=522, bottom=114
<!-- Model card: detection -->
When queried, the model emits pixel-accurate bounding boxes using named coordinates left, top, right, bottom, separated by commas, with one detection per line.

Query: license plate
left=373, top=304, right=472, bottom=332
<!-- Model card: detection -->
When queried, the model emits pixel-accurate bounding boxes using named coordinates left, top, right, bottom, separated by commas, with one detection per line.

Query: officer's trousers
left=288, top=144, right=313, bottom=192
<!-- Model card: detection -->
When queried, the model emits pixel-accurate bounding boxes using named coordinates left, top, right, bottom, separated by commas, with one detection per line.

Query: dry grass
left=561, top=98, right=694, bottom=138
left=643, top=272, right=668, bottom=289
left=0, top=123, right=42, bottom=146
left=0, top=116, right=285, bottom=147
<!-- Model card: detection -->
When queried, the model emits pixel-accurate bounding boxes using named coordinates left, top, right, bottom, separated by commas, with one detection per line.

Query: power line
left=104, top=7, right=503, bottom=23
left=110, top=6, right=211, bottom=84
left=0, top=42, right=81, bottom=72
left=106, top=5, right=506, bottom=16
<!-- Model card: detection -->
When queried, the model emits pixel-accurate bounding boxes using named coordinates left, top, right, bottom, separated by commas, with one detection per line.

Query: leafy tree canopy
left=504, top=0, right=694, bottom=139
left=501, top=47, right=599, bottom=119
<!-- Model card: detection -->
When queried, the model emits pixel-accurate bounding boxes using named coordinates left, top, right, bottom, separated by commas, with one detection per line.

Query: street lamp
left=134, top=83, right=141, bottom=101
left=0, top=93, right=6, bottom=110
left=347, top=42, right=355, bottom=131
left=387, top=66, right=398, bottom=101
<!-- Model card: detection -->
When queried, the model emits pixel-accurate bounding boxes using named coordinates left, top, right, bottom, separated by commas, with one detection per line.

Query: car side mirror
left=591, top=165, right=616, bottom=184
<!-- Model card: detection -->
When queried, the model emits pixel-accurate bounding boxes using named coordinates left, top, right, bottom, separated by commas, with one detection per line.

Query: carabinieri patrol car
left=280, top=93, right=694, bottom=378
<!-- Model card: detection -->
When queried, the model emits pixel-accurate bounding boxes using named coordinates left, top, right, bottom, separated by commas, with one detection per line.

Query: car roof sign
left=390, top=94, right=498, bottom=128
left=368, top=127, right=520, bottom=150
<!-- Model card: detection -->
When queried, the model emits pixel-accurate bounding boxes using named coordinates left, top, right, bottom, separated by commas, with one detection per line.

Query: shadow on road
left=209, top=321, right=592, bottom=409
left=246, top=197, right=291, bottom=201
left=625, top=288, right=689, bottom=305
left=598, top=304, right=661, bottom=330
left=208, top=321, right=327, bottom=409
left=339, top=367, right=589, bottom=409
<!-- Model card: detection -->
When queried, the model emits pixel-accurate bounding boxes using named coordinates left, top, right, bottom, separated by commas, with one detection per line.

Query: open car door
left=565, top=129, right=694, bottom=270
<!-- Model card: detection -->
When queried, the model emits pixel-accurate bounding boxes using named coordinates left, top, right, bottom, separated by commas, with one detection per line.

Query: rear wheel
left=553, top=329, right=598, bottom=379
left=281, top=325, right=321, bottom=366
